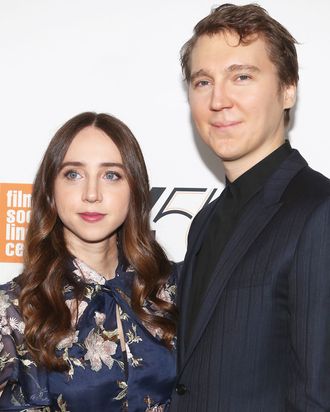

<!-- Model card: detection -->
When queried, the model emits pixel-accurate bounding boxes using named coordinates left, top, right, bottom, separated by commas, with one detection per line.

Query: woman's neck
left=67, top=235, right=119, bottom=280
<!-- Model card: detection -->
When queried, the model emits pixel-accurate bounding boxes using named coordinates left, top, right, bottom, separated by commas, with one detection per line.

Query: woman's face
left=54, top=126, right=130, bottom=251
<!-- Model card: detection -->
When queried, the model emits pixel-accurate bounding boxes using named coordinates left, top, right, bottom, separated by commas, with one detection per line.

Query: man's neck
left=223, top=140, right=286, bottom=182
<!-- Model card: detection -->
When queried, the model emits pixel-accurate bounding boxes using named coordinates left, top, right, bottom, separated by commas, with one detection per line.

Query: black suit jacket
left=170, top=151, right=330, bottom=411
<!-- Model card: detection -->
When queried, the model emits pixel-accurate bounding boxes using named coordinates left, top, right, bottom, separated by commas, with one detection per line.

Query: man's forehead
left=190, top=32, right=272, bottom=70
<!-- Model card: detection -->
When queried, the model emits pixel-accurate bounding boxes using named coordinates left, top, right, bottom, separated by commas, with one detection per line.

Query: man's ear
left=283, top=84, right=297, bottom=109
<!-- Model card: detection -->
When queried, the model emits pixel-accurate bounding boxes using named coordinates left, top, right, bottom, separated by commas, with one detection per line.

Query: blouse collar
left=73, top=258, right=107, bottom=285
left=71, top=257, right=134, bottom=286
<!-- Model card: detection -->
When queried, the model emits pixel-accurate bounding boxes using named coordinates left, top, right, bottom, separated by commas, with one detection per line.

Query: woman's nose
left=82, top=179, right=102, bottom=203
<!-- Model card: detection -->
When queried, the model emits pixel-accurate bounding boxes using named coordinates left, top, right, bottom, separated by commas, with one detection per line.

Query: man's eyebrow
left=226, top=64, right=260, bottom=73
left=190, top=65, right=260, bottom=82
left=190, top=69, right=212, bottom=83
left=59, top=161, right=125, bottom=169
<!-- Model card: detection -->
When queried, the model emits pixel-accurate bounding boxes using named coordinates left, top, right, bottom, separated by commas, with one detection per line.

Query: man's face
left=188, top=31, right=296, bottom=180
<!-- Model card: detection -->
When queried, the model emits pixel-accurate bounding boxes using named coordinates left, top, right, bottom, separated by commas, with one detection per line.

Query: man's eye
left=236, top=74, right=251, bottom=81
left=64, top=170, right=81, bottom=180
left=104, top=171, right=120, bottom=181
left=193, top=80, right=210, bottom=88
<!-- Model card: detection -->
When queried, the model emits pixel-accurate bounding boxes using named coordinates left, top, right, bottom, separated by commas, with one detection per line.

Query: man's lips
left=211, top=120, right=242, bottom=129
left=79, top=212, right=106, bottom=222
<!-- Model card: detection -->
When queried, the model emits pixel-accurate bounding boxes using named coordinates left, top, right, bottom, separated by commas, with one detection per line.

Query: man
left=170, top=4, right=330, bottom=411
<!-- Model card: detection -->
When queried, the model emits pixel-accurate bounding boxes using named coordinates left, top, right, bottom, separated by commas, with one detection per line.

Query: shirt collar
left=226, top=140, right=293, bottom=209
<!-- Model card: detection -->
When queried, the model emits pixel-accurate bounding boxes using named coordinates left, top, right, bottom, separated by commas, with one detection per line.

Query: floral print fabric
left=0, top=259, right=177, bottom=411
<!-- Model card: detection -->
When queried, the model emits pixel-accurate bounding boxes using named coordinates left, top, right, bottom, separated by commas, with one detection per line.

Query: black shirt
left=186, top=141, right=293, bottom=345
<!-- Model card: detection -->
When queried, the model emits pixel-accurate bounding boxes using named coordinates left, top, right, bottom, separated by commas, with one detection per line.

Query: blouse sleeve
left=0, top=281, right=50, bottom=410
left=0, top=285, right=20, bottom=385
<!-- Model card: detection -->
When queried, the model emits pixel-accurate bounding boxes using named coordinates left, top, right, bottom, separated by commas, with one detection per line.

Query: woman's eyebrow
left=59, top=161, right=125, bottom=169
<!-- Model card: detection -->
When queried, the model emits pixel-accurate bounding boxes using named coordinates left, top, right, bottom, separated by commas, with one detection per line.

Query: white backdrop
left=1, top=0, right=330, bottom=282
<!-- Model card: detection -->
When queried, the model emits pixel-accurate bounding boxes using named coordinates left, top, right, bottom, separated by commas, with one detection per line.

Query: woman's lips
left=79, top=212, right=106, bottom=222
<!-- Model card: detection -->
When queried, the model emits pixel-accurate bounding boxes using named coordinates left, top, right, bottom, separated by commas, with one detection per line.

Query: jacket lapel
left=178, top=150, right=308, bottom=374
left=177, top=195, right=222, bottom=365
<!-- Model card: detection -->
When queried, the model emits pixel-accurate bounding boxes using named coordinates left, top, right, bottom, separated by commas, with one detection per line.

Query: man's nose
left=209, top=83, right=233, bottom=111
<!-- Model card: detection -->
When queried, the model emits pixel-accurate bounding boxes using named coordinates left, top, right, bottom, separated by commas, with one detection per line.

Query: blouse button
left=176, top=383, right=187, bottom=395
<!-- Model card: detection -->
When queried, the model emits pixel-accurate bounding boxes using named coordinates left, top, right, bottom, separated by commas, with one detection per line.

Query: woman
left=0, top=112, right=178, bottom=411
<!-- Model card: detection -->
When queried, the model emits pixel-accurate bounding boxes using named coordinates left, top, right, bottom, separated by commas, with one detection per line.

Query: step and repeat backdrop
left=1, top=0, right=330, bottom=282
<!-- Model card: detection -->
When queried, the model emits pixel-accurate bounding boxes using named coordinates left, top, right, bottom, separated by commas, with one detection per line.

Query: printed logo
left=0, top=183, right=32, bottom=262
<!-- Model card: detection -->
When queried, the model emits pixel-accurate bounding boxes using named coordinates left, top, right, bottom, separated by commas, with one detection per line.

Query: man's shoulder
left=284, top=164, right=330, bottom=202
left=300, top=165, right=330, bottom=186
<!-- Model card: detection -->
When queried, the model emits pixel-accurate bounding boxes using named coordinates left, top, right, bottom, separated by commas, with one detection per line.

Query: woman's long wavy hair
left=18, top=112, right=177, bottom=371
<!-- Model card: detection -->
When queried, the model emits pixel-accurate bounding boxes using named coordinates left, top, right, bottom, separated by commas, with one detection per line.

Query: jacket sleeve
left=287, top=197, right=330, bottom=410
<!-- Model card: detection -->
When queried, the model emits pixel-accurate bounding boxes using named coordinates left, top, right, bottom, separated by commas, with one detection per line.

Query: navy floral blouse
left=0, top=258, right=178, bottom=411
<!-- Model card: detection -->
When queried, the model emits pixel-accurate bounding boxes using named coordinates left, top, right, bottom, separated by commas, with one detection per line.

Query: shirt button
left=176, top=383, right=187, bottom=395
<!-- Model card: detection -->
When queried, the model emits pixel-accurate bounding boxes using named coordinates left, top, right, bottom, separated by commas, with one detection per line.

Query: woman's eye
left=104, top=171, right=120, bottom=181
left=64, top=170, right=81, bottom=180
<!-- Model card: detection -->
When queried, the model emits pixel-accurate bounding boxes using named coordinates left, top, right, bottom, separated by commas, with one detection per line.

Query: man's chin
left=213, top=150, right=240, bottom=163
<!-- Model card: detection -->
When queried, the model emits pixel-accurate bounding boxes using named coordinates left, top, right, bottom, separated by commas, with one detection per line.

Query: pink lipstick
left=79, top=212, right=105, bottom=222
